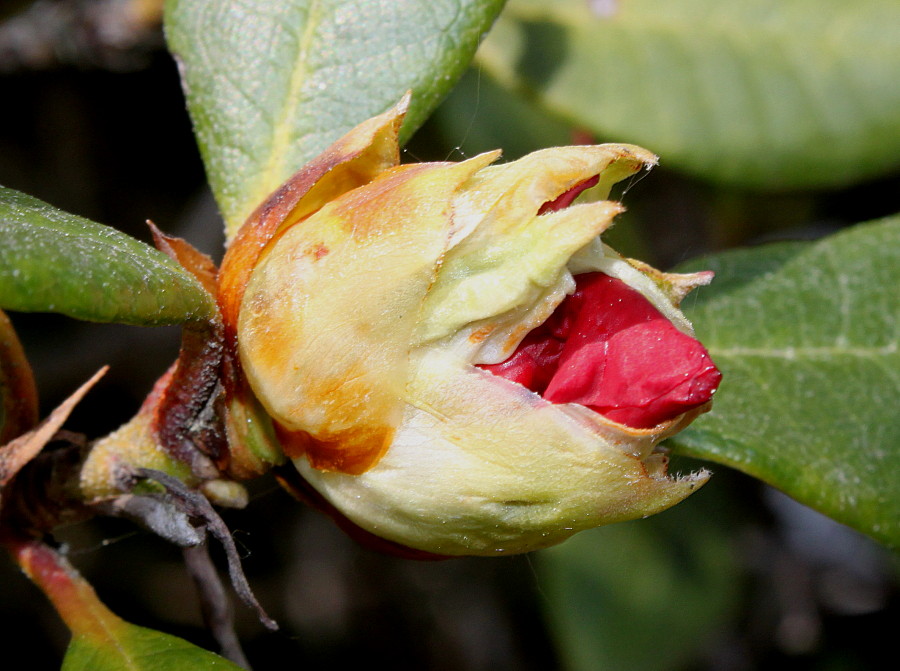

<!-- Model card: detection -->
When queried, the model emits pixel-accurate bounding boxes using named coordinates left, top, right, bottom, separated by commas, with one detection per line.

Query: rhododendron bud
left=219, top=96, right=721, bottom=556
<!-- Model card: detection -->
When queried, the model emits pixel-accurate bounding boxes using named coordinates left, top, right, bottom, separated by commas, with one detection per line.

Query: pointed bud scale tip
left=223, top=98, right=720, bottom=556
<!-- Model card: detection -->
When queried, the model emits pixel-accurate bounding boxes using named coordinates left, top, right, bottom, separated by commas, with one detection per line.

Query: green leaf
left=539, top=485, right=741, bottom=671
left=671, top=217, right=900, bottom=548
left=477, top=0, right=900, bottom=189
left=12, top=537, right=242, bottom=671
left=165, top=0, right=507, bottom=240
left=0, top=186, right=215, bottom=325
left=63, top=624, right=244, bottom=671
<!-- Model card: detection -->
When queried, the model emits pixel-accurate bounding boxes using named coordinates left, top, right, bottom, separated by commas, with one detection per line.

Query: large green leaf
left=539, top=483, right=741, bottom=671
left=671, top=217, right=900, bottom=548
left=0, top=186, right=215, bottom=325
left=477, top=0, right=900, bottom=189
left=165, top=0, right=506, bottom=240
left=63, top=623, right=243, bottom=671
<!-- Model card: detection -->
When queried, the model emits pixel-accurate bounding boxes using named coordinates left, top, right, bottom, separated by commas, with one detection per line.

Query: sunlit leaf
left=165, top=0, right=507, bottom=240
left=478, top=0, right=900, bottom=188
left=0, top=186, right=215, bottom=325
left=671, top=217, right=900, bottom=547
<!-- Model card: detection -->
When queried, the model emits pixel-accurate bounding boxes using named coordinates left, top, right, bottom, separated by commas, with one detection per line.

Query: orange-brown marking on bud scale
left=502, top=325, right=531, bottom=354
left=310, top=243, right=329, bottom=259
left=274, top=422, right=395, bottom=476
left=328, top=163, right=438, bottom=241
left=217, top=98, right=408, bottom=357
left=218, top=153, right=367, bottom=352
left=243, top=310, right=402, bottom=475
left=468, top=325, right=494, bottom=344
left=233, top=156, right=478, bottom=480
left=275, top=362, right=399, bottom=474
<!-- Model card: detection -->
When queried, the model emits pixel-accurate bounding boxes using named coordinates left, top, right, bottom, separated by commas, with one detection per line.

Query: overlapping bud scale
left=219, top=97, right=721, bottom=556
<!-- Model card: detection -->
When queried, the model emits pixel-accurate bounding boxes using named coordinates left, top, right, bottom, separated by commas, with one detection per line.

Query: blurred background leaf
left=0, top=186, right=215, bottom=325
left=477, top=0, right=900, bottom=189
left=538, top=482, right=742, bottom=671
left=165, top=0, right=507, bottom=239
left=426, top=68, right=573, bottom=161
left=671, top=217, right=900, bottom=548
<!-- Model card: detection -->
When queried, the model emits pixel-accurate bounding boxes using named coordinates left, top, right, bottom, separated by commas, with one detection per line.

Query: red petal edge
left=538, top=175, right=600, bottom=214
left=479, top=273, right=721, bottom=429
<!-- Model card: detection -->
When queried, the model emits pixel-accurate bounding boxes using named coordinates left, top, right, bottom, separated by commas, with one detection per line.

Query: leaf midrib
left=247, top=0, right=325, bottom=224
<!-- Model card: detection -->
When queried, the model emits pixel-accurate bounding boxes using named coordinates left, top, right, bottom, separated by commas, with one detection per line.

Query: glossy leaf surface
left=165, top=0, right=506, bottom=239
left=0, top=186, right=215, bottom=325
left=478, top=0, right=900, bottom=188
left=672, top=218, right=900, bottom=547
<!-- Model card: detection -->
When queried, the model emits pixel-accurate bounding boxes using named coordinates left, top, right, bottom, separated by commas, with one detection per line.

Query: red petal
left=538, top=175, right=600, bottom=214
left=479, top=329, right=565, bottom=391
left=479, top=273, right=721, bottom=428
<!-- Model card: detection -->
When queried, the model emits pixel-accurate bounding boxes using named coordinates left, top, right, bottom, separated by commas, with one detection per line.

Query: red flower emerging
left=226, top=95, right=721, bottom=555
left=480, top=272, right=721, bottom=428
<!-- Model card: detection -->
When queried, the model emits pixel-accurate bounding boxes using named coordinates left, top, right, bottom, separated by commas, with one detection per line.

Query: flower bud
left=220, top=98, right=721, bottom=556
